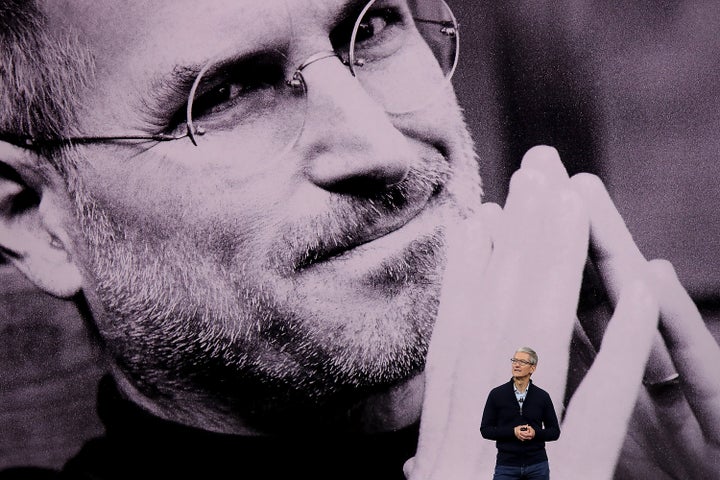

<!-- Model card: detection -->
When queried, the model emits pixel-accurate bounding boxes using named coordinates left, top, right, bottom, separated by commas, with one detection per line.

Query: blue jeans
left=493, top=461, right=550, bottom=480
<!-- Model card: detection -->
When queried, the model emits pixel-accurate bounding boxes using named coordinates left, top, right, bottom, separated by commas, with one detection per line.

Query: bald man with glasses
left=480, top=348, right=559, bottom=480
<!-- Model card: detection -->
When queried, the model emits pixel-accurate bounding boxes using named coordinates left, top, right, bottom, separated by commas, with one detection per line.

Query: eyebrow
left=138, top=0, right=376, bottom=127
left=138, top=63, right=204, bottom=131
left=333, top=0, right=370, bottom=26
left=140, top=51, right=261, bottom=131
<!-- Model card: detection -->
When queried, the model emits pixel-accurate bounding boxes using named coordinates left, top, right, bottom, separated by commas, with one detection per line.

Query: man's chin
left=224, top=276, right=440, bottom=432
left=228, top=364, right=427, bottom=434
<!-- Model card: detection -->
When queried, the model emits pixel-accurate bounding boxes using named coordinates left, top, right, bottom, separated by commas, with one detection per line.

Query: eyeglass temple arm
left=0, top=132, right=192, bottom=148
left=413, top=17, right=458, bottom=36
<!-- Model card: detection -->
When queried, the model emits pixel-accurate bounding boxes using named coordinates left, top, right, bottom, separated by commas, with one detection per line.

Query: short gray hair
left=516, top=347, right=538, bottom=365
left=0, top=0, right=94, bottom=176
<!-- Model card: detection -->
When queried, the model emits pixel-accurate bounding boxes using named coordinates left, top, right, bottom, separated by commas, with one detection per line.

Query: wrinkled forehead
left=38, top=0, right=365, bottom=128
left=41, top=0, right=356, bottom=75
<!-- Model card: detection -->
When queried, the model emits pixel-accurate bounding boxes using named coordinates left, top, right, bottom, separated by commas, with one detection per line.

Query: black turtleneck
left=3, top=375, right=419, bottom=480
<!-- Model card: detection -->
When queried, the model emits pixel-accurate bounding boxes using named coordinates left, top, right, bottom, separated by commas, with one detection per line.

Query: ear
left=0, top=141, right=82, bottom=298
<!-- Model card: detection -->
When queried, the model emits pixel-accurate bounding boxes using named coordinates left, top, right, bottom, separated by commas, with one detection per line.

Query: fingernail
left=520, top=145, right=569, bottom=182
left=642, top=335, right=678, bottom=387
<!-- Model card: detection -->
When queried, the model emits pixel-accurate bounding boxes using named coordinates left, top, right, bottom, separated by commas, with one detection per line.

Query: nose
left=292, top=52, right=412, bottom=193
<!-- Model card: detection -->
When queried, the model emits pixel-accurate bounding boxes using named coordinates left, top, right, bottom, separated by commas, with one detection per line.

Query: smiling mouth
left=292, top=181, right=446, bottom=273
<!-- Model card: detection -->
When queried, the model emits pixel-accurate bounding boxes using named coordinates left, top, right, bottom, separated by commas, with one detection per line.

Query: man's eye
left=192, top=77, right=268, bottom=119
left=355, top=12, right=391, bottom=43
left=356, top=8, right=405, bottom=47
left=194, top=82, right=250, bottom=117
left=330, top=6, right=405, bottom=58
left=189, top=60, right=285, bottom=123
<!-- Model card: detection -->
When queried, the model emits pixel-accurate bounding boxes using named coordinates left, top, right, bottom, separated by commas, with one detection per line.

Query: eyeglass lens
left=185, top=49, right=307, bottom=159
left=183, top=0, right=459, bottom=158
left=348, top=0, right=459, bottom=113
left=511, top=358, right=532, bottom=365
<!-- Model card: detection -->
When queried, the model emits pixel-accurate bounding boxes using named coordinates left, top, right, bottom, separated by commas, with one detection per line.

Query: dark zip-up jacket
left=480, top=379, right=560, bottom=467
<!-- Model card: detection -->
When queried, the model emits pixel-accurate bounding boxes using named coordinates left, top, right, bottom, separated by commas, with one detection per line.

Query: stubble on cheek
left=62, top=99, right=485, bottom=420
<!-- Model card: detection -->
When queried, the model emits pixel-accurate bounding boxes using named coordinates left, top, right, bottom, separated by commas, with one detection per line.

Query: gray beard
left=67, top=120, right=481, bottom=431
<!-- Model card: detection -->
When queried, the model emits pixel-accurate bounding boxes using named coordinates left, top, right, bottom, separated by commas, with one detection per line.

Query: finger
left=569, top=173, right=646, bottom=303
left=520, top=145, right=571, bottom=183
left=569, top=174, right=680, bottom=399
left=423, top=167, right=566, bottom=477
left=649, top=259, right=720, bottom=441
left=417, top=152, right=587, bottom=478
left=414, top=208, right=492, bottom=474
left=555, top=280, right=659, bottom=477
left=440, top=154, right=584, bottom=444
left=628, top=388, right=701, bottom=478
left=642, top=335, right=678, bottom=387
left=500, top=150, right=588, bottom=403
left=572, top=174, right=720, bottom=441
left=451, top=170, right=556, bottom=398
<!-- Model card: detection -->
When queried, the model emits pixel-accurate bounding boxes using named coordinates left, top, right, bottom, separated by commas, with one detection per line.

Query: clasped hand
left=514, top=425, right=534, bottom=442
left=404, top=146, right=720, bottom=479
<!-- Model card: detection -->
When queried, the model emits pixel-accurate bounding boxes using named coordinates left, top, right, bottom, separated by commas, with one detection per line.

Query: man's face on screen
left=46, top=0, right=486, bottom=427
